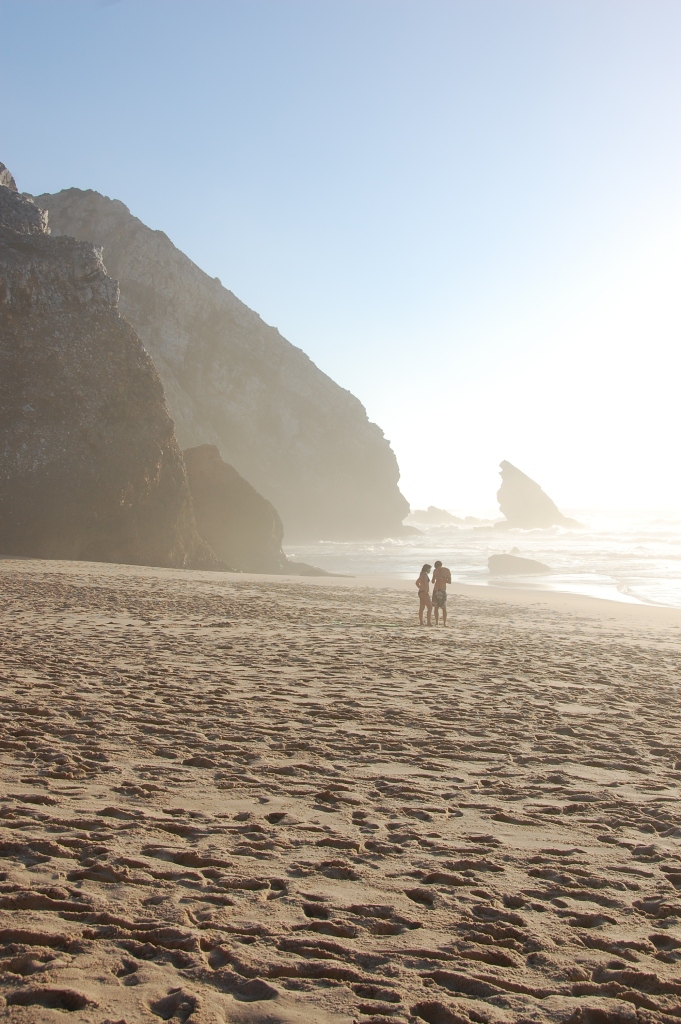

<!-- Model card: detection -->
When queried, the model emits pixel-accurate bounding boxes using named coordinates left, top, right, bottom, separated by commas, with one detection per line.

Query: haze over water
left=287, top=510, right=681, bottom=608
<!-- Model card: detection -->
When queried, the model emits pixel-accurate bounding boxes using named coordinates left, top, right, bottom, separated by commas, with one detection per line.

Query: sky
left=2, top=0, right=680, bottom=513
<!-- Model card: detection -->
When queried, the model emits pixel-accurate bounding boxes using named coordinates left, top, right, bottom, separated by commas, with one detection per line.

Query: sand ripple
left=0, top=560, right=680, bottom=1023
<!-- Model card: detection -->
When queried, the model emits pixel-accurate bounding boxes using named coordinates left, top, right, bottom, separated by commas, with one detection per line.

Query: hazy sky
left=2, top=0, right=680, bottom=512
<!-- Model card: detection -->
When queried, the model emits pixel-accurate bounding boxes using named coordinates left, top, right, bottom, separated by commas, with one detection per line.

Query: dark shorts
left=432, top=589, right=447, bottom=608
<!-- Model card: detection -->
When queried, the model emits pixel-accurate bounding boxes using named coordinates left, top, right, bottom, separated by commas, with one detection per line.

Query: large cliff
left=34, top=188, right=409, bottom=541
left=0, top=168, right=214, bottom=569
left=184, top=444, right=287, bottom=573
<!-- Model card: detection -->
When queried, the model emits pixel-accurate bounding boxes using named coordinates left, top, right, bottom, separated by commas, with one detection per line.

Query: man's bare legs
left=431, top=562, right=450, bottom=626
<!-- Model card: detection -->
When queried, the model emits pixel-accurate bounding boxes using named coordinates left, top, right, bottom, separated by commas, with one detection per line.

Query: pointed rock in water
left=0, top=165, right=217, bottom=569
left=33, top=187, right=410, bottom=541
left=496, top=461, right=579, bottom=529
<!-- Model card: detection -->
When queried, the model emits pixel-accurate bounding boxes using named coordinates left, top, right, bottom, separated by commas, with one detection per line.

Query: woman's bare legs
left=419, top=593, right=432, bottom=625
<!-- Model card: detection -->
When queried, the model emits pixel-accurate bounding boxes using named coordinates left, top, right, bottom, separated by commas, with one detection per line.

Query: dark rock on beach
left=488, top=553, right=552, bottom=575
left=0, top=166, right=217, bottom=569
left=496, top=460, right=579, bottom=529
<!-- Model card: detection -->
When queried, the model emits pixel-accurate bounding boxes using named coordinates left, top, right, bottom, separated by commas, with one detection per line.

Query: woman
left=415, top=563, right=433, bottom=626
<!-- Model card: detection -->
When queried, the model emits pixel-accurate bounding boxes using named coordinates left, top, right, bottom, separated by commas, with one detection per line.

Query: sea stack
left=0, top=164, right=215, bottom=569
left=33, top=187, right=410, bottom=542
left=496, top=460, right=578, bottom=529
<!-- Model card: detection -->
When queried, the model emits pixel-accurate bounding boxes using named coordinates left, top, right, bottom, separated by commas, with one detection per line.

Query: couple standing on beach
left=416, top=560, right=451, bottom=626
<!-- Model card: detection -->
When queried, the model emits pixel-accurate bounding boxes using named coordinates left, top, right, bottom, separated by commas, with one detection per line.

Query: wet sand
left=1, top=558, right=680, bottom=1024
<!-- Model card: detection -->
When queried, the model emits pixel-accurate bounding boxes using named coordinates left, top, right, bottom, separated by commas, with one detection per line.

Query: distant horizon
left=2, top=0, right=679, bottom=512
left=405, top=502, right=681, bottom=517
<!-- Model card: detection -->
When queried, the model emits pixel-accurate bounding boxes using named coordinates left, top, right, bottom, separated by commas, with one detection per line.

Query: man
left=431, top=560, right=451, bottom=626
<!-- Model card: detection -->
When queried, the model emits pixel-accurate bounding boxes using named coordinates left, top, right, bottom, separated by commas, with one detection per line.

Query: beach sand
left=1, top=558, right=680, bottom=1024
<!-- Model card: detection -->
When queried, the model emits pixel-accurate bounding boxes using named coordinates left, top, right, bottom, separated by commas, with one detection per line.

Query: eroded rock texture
left=34, top=188, right=409, bottom=541
left=184, top=444, right=287, bottom=573
left=0, top=161, right=17, bottom=191
left=0, top=163, right=47, bottom=236
left=496, top=461, right=578, bottom=530
left=0, top=173, right=214, bottom=568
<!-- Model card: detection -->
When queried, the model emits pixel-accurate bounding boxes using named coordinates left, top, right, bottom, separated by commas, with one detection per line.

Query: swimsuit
left=432, top=589, right=447, bottom=608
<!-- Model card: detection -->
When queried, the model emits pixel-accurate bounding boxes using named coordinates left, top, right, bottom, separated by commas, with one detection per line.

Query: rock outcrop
left=0, top=168, right=47, bottom=236
left=34, top=188, right=410, bottom=541
left=0, top=163, right=17, bottom=191
left=488, top=553, right=551, bottom=575
left=184, top=444, right=287, bottom=573
left=496, top=460, right=578, bottom=529
left=0, top=168, right=215, bottom=569
left=406, top=506, right=462, bottom=526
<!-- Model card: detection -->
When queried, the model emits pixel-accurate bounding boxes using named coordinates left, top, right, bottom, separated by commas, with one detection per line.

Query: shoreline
left=2, top=554, right=681, bottom=628
left=284, top=510, right=681, bottom=612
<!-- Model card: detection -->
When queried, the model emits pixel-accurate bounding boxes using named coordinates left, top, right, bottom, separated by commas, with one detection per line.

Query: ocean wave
left=285, top=510, right=681, bottom=608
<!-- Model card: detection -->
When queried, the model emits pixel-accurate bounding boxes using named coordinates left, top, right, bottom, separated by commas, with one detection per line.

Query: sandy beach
left=1, top=559, right=681, bottom=1024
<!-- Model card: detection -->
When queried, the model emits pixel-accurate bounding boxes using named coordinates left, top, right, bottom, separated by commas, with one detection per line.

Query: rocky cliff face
left=496, top=460, right=578, bottom=529
left=34, top=188, right=410, bottom=541
left=0, top=168, right=214, bottom=568
left=184, top=444, right=287, bottom=573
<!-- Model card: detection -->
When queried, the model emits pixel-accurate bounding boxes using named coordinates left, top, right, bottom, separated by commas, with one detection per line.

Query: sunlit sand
left=1, top=559, right=680, bottom=1023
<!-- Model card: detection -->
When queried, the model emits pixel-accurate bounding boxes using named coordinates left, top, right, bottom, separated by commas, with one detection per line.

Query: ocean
left=285, top=510, right=681, bottom=608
